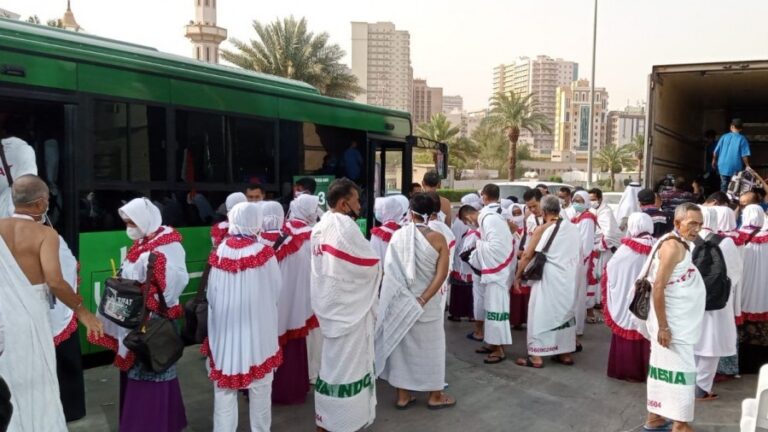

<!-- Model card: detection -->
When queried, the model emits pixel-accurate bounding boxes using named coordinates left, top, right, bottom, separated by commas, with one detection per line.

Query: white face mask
left=511, top=215, right=525, bottom=227
left=590, top=201, right=600, bottom=209
left=126, top=227, right=144, bottom=241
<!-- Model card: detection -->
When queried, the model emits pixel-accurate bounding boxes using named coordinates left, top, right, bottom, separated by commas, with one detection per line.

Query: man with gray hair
left=642, top=202, right=706, bottom=432
left=514, top=195, right=579, bottom=368
left=0, top=175, right=103, bottom=431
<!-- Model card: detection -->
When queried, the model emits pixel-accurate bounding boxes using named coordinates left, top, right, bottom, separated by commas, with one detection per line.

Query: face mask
left=572, top=203, right=587, bottom=213
left=294, top=190, right=307, bottom=199
left=558, top=198, right=566, bottom=207
left=590, top=201, right=600, bottom=209
left=345, top=203, right=359, bottom=220
left=511, top=215, right=525, bottom=227
left=127, top=227, right=144, bottom=240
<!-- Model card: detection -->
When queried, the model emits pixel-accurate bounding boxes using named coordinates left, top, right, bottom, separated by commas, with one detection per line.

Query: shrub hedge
left=437, top=189, right=479, bottom=203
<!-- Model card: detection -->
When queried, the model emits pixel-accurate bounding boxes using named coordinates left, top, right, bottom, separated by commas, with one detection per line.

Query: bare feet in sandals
left=515, top=355, right=543, bottom=368
left=427, top=391, right=457, bottom=410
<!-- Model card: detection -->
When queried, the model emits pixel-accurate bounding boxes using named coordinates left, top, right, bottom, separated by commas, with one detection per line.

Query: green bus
left=0, top=18, right=446, bottom=355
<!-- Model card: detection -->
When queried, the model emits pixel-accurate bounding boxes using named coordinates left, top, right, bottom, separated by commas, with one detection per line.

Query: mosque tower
left=61, top=0, right=82, bottom=31
left=184, top=0, right=227, bottom=64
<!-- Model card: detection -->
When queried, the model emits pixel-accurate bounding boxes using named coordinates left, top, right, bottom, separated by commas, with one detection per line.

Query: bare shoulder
left=659, top=237, right=686, bottom=261
left=424, top=229, right=448, bottom=250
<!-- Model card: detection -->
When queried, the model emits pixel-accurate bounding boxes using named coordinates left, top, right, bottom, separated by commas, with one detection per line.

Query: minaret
left=184, top=0, right=227, bottom=64
left=61, top=0, right=82, bottom=31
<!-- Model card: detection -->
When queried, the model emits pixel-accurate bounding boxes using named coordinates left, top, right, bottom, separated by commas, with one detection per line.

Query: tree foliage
left=470, top=117, right=532, bottom=176
left=221, top=16, right=363, bottom=99
left=486, top=91, right=552, bottom=180
left=595, top=145, right=635, bottom=191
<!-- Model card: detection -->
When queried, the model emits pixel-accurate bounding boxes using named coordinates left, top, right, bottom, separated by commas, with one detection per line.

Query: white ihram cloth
left=527, top=220, right=578, bottom=356
left=571, top=208, right=596, bottom=335
left=616, top=183, right=642, bottom=230
left=428, top=219, right=455, bottom=311
left=277, top=219, right=316, bottom=343
left=450, top=218, right=469, bottom=280
left=470, top=203, right=514, bottom=345
left=377, top=224, right=445, bottom=390
left=0, top=137, right=38, bottom=218
left=736, top=204, right=768, bottom=322
left=311, top=212, right=381, bottom=432
left=592, top=202, right=621, bottom=305
left=604, top=214, right=654, bottom=340
left=0, top=236, right=67, bottom=431
left=50, top=236, right=78, bottom=345
left=644, top=233, right=706, bottom=423
left=461, top=230, right=483, bottom=320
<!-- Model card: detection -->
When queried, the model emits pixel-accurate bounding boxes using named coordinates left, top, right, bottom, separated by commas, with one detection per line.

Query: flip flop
left=642, top=419, right=672, bottom=431
left=573, top=344, right=583, bottom=353
left=466, top=332, right=483, bottom=342
left=696, top=392, right=719, bottom=401
left=552, top=355, right=574, bottom=366
left=427, top=394, right=457, bottom=410
left=515, top=356, right=543, bottom=368
left=484, top=353, right=506, bottom=364
left=395, top=396, right=417, bottom=410
left=475, top=346, right=493, bottom=354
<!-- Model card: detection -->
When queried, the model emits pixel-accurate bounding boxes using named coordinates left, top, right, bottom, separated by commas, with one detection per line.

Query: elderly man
left=205, top=202, right=282, bottom=431
left=469, top=184, right=515, bottom=364
left=643, top=203, right=706, bottom=432
left=311, top=179, right=382, bottom=432
left=514, top=195, right=579, bottom=368
left=376, top=193, right=453, bottom=409
left=0, top=175, right=103, bottom=431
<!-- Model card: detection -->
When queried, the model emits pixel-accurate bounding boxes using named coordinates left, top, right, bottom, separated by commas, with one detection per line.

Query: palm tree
left=486, top=92, right=552, bottom=180
left=416, top=113, right=465, bottom=172
left=221, top=16, right=363, bottom=99
left=595, top=145, right=635, bottom=191
left=625, top=134, right=645, bottom=183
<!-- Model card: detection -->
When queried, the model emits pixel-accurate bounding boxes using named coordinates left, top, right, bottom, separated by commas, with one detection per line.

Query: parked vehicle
left=493, top=181, right=574, bottom=201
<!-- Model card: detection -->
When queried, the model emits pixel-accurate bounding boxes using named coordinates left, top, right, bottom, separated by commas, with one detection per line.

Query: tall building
left=552, top=79, right=609, bottom=160
left=185, top=0, right=227, bottom=64
left=61, top=1, right=82, bottom=31
left=442, top=95, right=463, bottom=114
left=351, top=21, right=413, bottom=112
left=465, top=109, right=488, bottom=138
left=412, top=79, right=443, bottom=126
left=492, top=56, right=578, bottom=151
left=607, top=106, right=646, bottom=147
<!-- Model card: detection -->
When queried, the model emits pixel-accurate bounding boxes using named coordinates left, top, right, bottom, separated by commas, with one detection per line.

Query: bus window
left=92, top=101, right=166, bottom=182
left=230, top=116, right=275, bottom=185
left=176, top=110, right=227, bottom=183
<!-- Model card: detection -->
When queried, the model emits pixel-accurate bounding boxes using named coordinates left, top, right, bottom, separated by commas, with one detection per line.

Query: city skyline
left=5, top=0, right=768, bottom=112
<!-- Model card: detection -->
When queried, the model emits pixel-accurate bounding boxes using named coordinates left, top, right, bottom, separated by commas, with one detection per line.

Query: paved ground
left=69, top=319, right=752, bottom=432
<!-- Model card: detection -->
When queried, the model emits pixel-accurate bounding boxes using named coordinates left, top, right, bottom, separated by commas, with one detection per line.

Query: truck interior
left=647, top=62, right=768, bottom=192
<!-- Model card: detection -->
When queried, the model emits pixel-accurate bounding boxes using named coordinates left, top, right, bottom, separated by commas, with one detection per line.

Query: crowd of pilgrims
left=5, top=169, right=768, bottom=432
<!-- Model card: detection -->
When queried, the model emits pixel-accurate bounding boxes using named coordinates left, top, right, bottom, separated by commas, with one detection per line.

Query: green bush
left=549, top=176, right=563, bottom=183
left=438, top=189, right=478, bottom=202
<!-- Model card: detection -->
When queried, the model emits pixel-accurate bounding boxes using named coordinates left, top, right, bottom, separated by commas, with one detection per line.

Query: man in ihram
left=642, top=203, right=706, bottom=432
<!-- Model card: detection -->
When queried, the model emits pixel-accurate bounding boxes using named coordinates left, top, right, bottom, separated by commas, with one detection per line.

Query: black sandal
left=484, top=353, right=506, bottom=364
left=475, top=346, right=493, bottom=354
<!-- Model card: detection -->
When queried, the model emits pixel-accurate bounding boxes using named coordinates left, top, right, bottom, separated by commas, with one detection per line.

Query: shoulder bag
left=0, top=142, right=12, bottom=187
left=123, top=254, right=185, bottom=373
left=629, top=235, right=689, bottom=320
left=98, top=254, right=159, bottom=329
left=521, top=220, right=561, bottom=281
left=182, top=263, right=211, bottom=344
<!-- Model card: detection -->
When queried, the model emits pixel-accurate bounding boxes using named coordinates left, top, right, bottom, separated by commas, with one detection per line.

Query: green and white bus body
left=0, top=18, right=445, bottom=355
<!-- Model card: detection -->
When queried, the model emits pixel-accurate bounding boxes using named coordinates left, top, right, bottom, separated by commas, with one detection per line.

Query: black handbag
left=629, top=236, right=689, bottom=320
left=0, top=375, right=11, bottom=432
left=98, top=260, right=154, bottom=329
left=521, top=220, right=561, bottom=281
left=123, top=254, right=185, bottom=373
left=182, top=263, right=210, bottom=344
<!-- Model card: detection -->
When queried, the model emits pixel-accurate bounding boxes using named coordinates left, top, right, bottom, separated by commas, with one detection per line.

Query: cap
left=638, top=188, right=655, bottom=205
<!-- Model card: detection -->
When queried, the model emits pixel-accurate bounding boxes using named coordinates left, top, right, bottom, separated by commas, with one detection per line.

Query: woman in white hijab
left=603, top=212, right=654, bottom=382
left=89, top=197, right=189, bottom=432
left=211, top=192, right=247, bottom=247
left=571, top=190, right=598, bottom=338
left=205, top=202, right=282, bottom=431
left=259, top=201, right=285, bottom=248
left=448, top=194, right=483, bottom=321
left=370, top=196, right=406, bottom=262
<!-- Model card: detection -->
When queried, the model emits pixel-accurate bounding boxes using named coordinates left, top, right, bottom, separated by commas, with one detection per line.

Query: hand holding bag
left=123, top=254, right=185, bottom=373
left=521, top=220, right=561, bottom=281
left=629, top=235, right=688, bottom=320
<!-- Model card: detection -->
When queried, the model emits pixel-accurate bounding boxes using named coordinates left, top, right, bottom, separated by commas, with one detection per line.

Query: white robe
left=311, top=212, right=381, bottom=432
left=205, top=238, right=282, bottom=389
left=0, top=236, right=67, bottom=431
left=572, top=212, right=596, bottom=334
left=527, top=220, right=578, bottom=356
left=377, top=224, right=445, bottom=391
left=428, top=219, right=455, bottom=311
left=50, top=236, right=78, bottom=346
left=645, top=234, right=706, bottom=423
left=369, top=221, right=401, bottom=263
left=592, top=204, right=621, bottom=305
left=276, top=221, right=316, bottom=345
left=739, top=231, right=768, bottom=321
left=0, top=137, right=38, bottom=218
left=470, top=203, right=514, bottom=345
left=604, top=237, right=653, bottom=340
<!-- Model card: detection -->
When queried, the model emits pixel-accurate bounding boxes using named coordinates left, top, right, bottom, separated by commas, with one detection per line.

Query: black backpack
left=692, top=233, right=731, bottom=311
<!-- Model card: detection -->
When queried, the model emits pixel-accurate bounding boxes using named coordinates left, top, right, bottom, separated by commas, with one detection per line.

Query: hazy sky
left=5, top=0, right=768, bottom=111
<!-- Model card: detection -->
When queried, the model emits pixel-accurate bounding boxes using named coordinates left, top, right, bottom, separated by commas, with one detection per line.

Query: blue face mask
left=572, top=203, right=588, bottom=213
